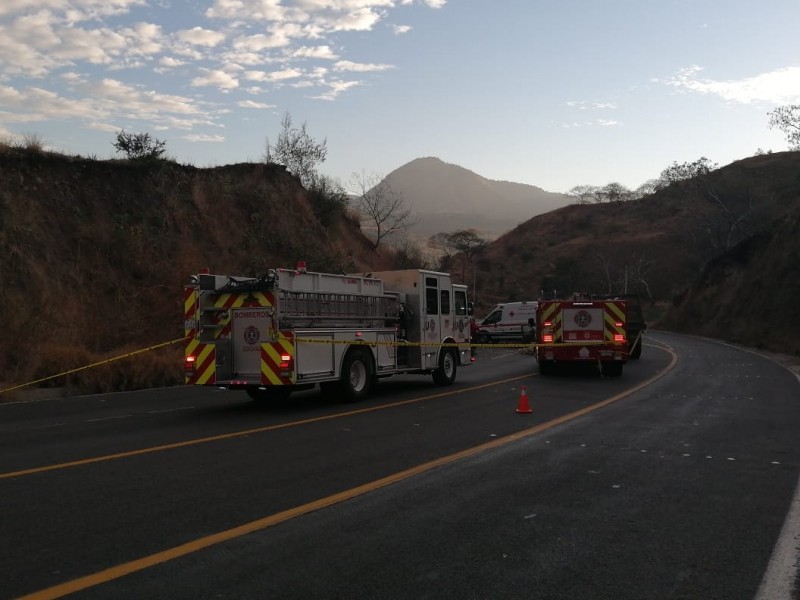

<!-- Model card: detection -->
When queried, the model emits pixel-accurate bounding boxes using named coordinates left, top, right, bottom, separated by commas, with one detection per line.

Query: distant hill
left=381, top=157, right=572, bottom=239
left=470, top=151, right=800, bottom=355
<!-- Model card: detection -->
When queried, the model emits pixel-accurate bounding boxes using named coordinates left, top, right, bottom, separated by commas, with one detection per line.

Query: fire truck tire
left=432, top=348, right=457, bottom=386
left=339, top=348, right=374, bottom=401
left=629, top=332, right=642, bottom=359
left=601, top=362, right=623, bottom=377
left=246, top=387, right=292, bottom=403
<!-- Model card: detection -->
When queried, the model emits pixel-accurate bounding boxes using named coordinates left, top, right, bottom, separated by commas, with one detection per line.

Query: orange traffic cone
left=516, top=385, right=532, bottom=414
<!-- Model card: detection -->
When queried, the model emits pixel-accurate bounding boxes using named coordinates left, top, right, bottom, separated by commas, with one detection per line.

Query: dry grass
left=0, top=153, right=404, bottom=395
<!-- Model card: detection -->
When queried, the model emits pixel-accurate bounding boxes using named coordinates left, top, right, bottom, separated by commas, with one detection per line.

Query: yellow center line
left=19, top=345, right=678, bottom=600
left=1, top=375, right=530, bottom=481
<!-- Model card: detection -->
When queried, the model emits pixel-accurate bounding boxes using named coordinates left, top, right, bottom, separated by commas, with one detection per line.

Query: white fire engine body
left=183, top=265, right=471, bottom=401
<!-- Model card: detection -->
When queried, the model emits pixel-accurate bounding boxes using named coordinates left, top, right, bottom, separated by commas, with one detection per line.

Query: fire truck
left=535, top=295, right=629, bottom=376
left=183, top=263, right=472, bottom=402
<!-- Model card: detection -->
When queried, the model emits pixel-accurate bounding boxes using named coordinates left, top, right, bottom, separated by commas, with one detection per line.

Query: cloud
left=177, top=26, right=226, bottom=47
left=333, top=60, right=393, bottom=72
left=191, top=69, right=239, bottom=89
left=183, top=133, right=225, bottom=142
left=238, top=100, right=275, bottom=109
left=560, top=118, right=621, bottom=129
left=0, top=0, right=446, bottom=142
left=566, top=101, right=617, bottom=110
left=665, top=65, right=800, bottom=104
left=308, top=79, right=362, bottom=101
left=244, top=68, right=304, bottom=82
left=290, top=45, right=338, bottom=60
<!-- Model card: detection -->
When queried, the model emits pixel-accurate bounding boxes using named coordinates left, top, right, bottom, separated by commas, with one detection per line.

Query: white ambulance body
left=476, top=301, right=538, bottom=344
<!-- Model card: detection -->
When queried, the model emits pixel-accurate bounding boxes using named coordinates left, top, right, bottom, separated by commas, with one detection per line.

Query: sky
left=2, top=0, right=799, bottom=194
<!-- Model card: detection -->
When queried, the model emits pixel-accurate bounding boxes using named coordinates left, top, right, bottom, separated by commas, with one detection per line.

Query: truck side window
left=454, top=291, right=467, bottom=316
left=440, top=290, right=450, bottom=315
left=425, top=277, right=438, bottom=315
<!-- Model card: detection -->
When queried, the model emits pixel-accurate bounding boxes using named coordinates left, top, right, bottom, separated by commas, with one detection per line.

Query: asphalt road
left=1, top=331, right=799, bottom=600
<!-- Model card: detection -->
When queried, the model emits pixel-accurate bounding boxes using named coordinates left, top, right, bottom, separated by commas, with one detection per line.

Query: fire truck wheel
left=432, top=348, right=457, bottom=386
left=538, top=360, right=554, bottom=376
left=246, top=387, right=292, bottom=403
left=601, top=362, right=623, bottom=377
left=340, top=348, right=374, bottom=401
left=629, top=333, right=642, bottom=359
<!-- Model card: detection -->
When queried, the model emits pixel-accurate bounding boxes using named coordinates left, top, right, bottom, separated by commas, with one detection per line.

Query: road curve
left=2, top=331, right=798, bottom=600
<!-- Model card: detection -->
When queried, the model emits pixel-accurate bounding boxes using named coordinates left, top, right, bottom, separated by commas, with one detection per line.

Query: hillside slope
left=471, top=151, right=800, bottom=354
left=0, top=149, right=392, bottom=393
left=660, top=198, right=800, bottom=355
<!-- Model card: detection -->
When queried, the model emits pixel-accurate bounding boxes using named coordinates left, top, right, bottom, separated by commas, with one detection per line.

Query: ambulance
left=475, top=301, right=538, bottom=344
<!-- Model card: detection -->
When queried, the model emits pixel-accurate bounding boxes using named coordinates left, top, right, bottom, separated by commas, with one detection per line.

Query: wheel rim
left=443, top=351, right=455, bottom=377
left=349, top=360, right=368, bottom=392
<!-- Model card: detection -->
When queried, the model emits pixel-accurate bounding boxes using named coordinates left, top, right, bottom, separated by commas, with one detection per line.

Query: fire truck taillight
left=184, top=355, right=197, bottom=371
left=542, top=321, right=552, bottom=327
left=279, top=354, right=293, bottom=370
left=613, top=334, right=625, bottom=343
left=542, top=334, right=554, bottom=343
left=615, top=321, right=624, bottom=328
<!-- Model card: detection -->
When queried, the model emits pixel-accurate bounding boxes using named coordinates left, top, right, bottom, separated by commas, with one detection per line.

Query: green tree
left=264, top=112, right=327, bottom=189
left=112, top=130, right=166, bottom=161
left=768, top=105, right=800, bottom=150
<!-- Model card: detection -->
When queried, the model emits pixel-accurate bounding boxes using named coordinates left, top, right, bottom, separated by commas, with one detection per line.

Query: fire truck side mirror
left=468, top=302, right=474, bottom=316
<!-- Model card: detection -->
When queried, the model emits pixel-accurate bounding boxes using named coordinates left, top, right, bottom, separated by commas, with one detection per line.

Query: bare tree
left=628, top=256, right=655, bottom=301
left=698, top=189, right=757, bottom=253
left=264, top=111, right=327, bottom=189
left=655, top=157, right=718, bottom=191
left=567, top=184, right=602, bottom=204
left=768, top=105, right=800, bottom=150
left=350, top=170, right=414, bottom=250
left=593, top=253, right=617, bottom=293
left=599, top=182, right=633, bottom=203
left=426, top=232, right=458, bottom=270
left=113, top=130, right=166, bottom=161
left=448, top=229, right=486, bottom=293
left=392, top=236, right=429, bottom=269
left=633, top=179, right=660, bottom=199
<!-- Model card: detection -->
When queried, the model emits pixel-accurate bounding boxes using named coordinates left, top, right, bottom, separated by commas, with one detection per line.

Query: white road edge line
left=755, top=473, right=800, bottom=600
left=85, top=414, right=134, bottom=423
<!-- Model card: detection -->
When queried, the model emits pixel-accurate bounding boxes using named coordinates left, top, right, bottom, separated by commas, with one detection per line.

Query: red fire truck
left=535, top=296, right=629, bottom=376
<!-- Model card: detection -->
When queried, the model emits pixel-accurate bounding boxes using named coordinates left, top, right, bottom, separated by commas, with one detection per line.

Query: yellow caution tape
left=293, top=337, right=615, bottom=350
left=0, top=337, right=189, bottom=396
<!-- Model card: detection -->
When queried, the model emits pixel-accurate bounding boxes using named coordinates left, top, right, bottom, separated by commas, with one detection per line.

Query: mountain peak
left=381, top=157, right=572, bottom=237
